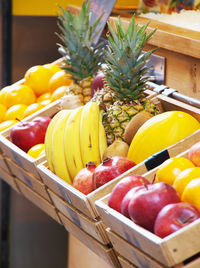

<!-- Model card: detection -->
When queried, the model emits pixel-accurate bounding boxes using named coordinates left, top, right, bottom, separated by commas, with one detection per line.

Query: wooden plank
left=109, top=16, right=200, bottom=60
left=48, top=189, right=110, bottom=245
left=118, top=255, right=137, bottom=268
left=144, top=44, right=200, bottom=99
left=6, top=157, right=52, bottom=203
left=15, top=179, right=61, bottom=224
left=0, top=153, right=11, bottom=174
left=58, top=212, right=121, bottom=268
left=107, top=229, right=164, bottom=268
left=0, top=134, right=45, bottom=180
left=0, top=166, right=20, bottom=193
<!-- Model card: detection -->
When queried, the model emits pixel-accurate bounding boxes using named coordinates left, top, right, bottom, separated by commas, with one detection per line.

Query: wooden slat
left=6, top=157, right=52, bottom=203
left=59, top=212, right=121, bottom=268
left=0, top=153, right=11, bottom=174
left=0, top=166, right=20, bottom=193
left=109, top=16, right=200, bottom=60
left=107, top=229, right=163, bottom=268
left=118, top=255, right=137, bottom=268
left=48, top=189, right=110, bottom=245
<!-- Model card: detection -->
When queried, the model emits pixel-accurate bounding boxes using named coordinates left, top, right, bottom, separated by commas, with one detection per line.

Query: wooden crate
left=58, top=212, right=121, bottom=268
left=5, top=157, right=52, bottom=203
left=95, top=150, right=200, bottom=267
left=15, top=178, right=61, bottom=224
left=38, top=93, right=200, bottom=218
left=0, top=165, right=20, bottom=193
left=48, top=189, right=109, bottom=245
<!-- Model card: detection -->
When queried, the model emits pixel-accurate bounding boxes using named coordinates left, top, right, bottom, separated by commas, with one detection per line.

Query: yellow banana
left=51, top=109, right=72, bottom=185
left=45, top=110, right=64, bottom=172
left=99, top=110, right=107, bottom=162
left=63, top=106, right=84, bottom=180
left=80, top=101, right=101, bottom=167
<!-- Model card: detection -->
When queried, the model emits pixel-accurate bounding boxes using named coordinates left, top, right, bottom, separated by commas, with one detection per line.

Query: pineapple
left=57, top=1, right=104, bottom=104
left=92, top=16, right=158, bottom=145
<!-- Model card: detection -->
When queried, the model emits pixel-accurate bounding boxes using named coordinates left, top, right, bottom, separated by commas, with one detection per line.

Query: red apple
left=93, top=156, right=136, bottom=189
left=188, top=141, right=200, bottom=166
left=32, top=116, right=51, bottom=131
left=91, top=71, right=105, bottom=96
left=73, top=162, right=96, bottom=195
left=154, top=202, right=200, bottom=238
left=128, top=182, right=180, bottom=232
left=108, top=175, right=150, bottom=213
left=10, top=119, right=49, bottom=152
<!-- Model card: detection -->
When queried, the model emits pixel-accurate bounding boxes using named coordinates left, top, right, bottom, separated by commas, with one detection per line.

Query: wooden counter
left=109, top=16, right=200, bottom=99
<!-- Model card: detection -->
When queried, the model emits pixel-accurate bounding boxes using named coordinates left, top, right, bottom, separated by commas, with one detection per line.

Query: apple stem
left=144, top=184, right=148, bottom=190
left=152, top=174, right=156, bottom=184
left=181, top=215, right=195, bottom=224
left=102, top=157, right=111, bottom=164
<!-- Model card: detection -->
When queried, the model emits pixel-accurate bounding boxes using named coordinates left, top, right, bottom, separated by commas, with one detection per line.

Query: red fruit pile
left=73, top=156, right=136, bottom=195
left=108, top=176, right=200, bottom=238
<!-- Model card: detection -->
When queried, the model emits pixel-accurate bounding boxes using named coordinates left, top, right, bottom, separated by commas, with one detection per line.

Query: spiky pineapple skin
left=67, top=77, right=93, bottom=104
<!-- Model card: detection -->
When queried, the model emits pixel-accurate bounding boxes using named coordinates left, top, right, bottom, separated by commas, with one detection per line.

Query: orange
left=24, top=65, right=52, bottom=96
left=23, top=103, right=44, bottom=118
left=155, top=157, right=195, bottom=185
left=0, top=104, right=7, bottom=122
left=4, top=104, right=28, bottom=121
left=173, top=167, right=200, bottom=197
left=43, top=63, right=62, bottom=75
left=0, top=120, right=18, bottom=132
left=49, top=70, right=72, bottom=93
left=4, top=84, right=36, bottom=108
left=0, top=86, right=11, bottom=105
left=27, top=143, right=45, bottom=159
left=51, top=86, right=67, bottom=102
left=182, top=178, right=200, bottom=210
left=39, top=99, right=51, bottom=106
left=37, top=92, right=51, bottom=103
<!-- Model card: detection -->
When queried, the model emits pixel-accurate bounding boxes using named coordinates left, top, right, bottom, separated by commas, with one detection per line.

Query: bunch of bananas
left=44, top=102, right=107, bottom=184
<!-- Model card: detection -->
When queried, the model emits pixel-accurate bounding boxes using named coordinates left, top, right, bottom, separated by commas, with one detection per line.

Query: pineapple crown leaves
left=56, top=1, right=105, bottom=83
left=104, top=16, right=157, bottom=101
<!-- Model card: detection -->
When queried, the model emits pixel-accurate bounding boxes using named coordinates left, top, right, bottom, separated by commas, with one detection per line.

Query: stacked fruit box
left=95, top=144, right=200, bottom=266
left=36, top=91, right=200, bottom=268
left=0, top=99, right=66, bottom=224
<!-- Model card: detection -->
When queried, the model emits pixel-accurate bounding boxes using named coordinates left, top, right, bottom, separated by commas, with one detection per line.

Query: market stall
left=1, top=1, right=200, bottom=267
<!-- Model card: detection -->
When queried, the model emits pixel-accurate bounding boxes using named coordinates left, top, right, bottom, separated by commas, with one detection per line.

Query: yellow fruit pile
left=0, top=62, right=73, bottom=132
left=155, top=153, right=200, bottom=211
left=44, top=102, right=107, bottom=185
